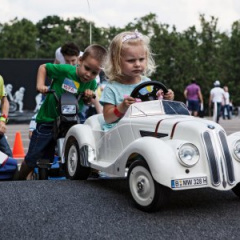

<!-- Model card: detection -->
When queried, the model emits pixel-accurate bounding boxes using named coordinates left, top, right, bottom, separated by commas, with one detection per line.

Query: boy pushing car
left=19, top=44, right=107, bottom=180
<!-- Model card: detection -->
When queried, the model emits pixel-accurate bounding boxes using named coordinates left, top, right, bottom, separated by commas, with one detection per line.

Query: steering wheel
left=130, top=81, right=168, bottom=102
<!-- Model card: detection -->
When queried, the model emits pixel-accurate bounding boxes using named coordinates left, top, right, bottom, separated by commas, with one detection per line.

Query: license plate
left=171, top=177, right=207, bottom=188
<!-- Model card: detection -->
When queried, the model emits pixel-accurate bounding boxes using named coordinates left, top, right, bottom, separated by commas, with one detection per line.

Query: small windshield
left=162, top=101, right=190, bottom=115
left=130, top=100, right=190, bottom=117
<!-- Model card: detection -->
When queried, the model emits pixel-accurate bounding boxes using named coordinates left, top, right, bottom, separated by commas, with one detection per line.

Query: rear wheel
left=39, top=168, right=48, bottom=180
left=128, top=160, right=170, bottom=212
left=12, top=168, right=19, bottom=180
left=65, top=139, right=90, bottom=180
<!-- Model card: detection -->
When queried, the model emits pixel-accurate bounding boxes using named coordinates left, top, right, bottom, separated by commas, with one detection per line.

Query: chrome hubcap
left=137, top=179, right=145, bottom=193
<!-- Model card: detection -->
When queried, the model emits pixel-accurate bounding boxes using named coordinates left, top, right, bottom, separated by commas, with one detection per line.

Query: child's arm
left=103, top=96, right=136, bottom=124
left=36, top=64, right=49, bottom=94
left=0, top=96, right=9, bottom=134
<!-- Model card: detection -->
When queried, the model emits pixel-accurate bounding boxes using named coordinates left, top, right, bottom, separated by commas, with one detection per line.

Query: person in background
left=184, top=78, right=203, bottom=117
left=19, top=44, right=107, bottom=180
left=0, top=75, right=12, bottom=157
left=222, top=85, right=231, bottom=120
left=209, top=80, right=225, bottom=123
left=100, top=30, right=174, bottom=131
left=229, top=100, right=233, bottom=118
left=54, top=42, right=83, bottom=65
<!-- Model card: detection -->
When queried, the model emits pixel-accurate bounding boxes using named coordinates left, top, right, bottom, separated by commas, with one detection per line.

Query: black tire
left=65, top=138, right=91, bottom=180
left=128, top=160, right=170, bottom=212
left=232, top=183, right=240, bottom=197
left=12, top=168, right=19, bottom=180
left=39, top=168, right=48, bottom=180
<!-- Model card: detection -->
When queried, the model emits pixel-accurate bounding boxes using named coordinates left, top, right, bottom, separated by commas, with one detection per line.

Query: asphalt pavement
left=1, top=116, right=240, bottom=240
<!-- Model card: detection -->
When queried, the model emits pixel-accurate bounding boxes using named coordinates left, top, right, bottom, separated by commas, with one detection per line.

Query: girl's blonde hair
left=104, top=31, right=156, bottom=82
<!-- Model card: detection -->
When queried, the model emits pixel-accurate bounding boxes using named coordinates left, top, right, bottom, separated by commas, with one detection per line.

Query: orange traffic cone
left=12, top=131, right=25, bottom=159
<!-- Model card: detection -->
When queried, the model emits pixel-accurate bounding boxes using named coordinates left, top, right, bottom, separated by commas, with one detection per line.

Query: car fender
left=61, top=124, right=96, bottom=163
left=227, top=132, right=240, bottom=173
left=227, top=132, right=240, bottom=144
left=227, top=132, right=240, bottom=157
left=117, top=137, right=177, bottom=187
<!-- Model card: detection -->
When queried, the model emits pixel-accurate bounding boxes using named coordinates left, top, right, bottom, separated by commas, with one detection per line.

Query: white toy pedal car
left=61, top=81, right=240, bottom=212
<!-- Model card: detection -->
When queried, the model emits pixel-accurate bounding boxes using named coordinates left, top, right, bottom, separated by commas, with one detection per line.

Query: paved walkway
left=216, top=116, right=240, bottom=135
left=1, top=116, right=240, bottom=240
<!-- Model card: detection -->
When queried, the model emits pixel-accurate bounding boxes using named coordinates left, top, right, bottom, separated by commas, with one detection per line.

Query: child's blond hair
left=104, top=31, right=156, bottom=82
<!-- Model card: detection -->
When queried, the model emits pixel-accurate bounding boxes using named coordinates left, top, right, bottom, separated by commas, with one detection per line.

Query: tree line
left=1, top=13, right=240, bottom=108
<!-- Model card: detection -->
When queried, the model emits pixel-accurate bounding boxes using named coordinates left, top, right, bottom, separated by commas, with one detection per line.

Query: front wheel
left=65, top=139, right=91, bottom=180
left=128, top=160, right=170, bottom=212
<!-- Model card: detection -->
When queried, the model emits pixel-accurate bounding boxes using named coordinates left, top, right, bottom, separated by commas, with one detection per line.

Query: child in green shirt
left=19, top=44, right=107, bottom=180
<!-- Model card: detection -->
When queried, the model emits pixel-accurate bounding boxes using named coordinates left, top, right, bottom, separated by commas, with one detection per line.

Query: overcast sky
left=1, top=0, right=240, bottom=33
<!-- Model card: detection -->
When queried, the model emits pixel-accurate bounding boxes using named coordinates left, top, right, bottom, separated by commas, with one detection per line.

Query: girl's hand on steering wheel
left=118, top=96, right=136, bottom=113
left=163, top=89, right=174, bottom=100
left=123, top=96, right=136, bottom=107
left=156, top=90, right=164, bottom=100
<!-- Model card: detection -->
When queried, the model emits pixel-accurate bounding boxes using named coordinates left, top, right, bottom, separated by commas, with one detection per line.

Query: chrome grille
left=203, top=132, right=220, bottom=186
left=203, top=130, right=235, bottom=187
left=219, top=131, right=235, bottom=184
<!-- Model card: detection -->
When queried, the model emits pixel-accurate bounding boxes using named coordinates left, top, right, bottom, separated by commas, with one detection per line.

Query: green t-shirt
left=36, top=63, right=97, bottom=123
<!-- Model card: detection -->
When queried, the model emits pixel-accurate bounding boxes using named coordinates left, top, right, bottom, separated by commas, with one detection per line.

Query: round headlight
left=233, top=140, right=240, bottom=161
left=178, top=143, right=200, bottom=167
